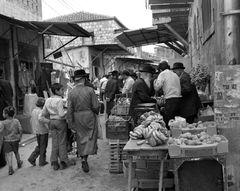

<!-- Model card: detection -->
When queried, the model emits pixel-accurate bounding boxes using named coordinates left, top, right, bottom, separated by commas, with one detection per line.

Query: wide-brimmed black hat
left=158, top=61, right=170, bottom=72
left=139, top=65, right=155, bottom=74
left=172, top=62, right=185, bottom=70
left=111, top=70, right=119, bottom=76
left=74, top=69, right=88, bottom=79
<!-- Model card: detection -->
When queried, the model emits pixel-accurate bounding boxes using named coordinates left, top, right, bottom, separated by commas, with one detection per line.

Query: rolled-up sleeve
left=154, top=73, right=164, bottom=91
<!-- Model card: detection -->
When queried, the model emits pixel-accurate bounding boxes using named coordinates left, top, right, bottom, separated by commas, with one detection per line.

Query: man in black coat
left=172, top=62, right=201, bottom=123
left=0, top=68, right=13, bottom=168
left=129, top=66, right=157, bottom=124
left=105, top=71, right=119, bottom=116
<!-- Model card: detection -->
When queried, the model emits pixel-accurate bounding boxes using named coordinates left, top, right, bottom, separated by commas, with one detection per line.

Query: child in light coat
left=0, top=106, right=23, bottom=175
left=41, top=83, right=73, bottom=170
left=28, top=97, right=49, bottom=166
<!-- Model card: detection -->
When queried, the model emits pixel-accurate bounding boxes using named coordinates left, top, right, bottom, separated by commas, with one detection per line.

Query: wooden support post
left=9, top=26, right=18, bottom=110
left=159, top=159, right=164, bottom=191
left=164, top=23, right=189, bottom=49
left=128, top=157, right=133, bottom=191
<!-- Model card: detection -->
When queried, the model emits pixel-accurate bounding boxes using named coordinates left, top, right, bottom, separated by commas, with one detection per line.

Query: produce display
left=108, top=115, right=125, bottom=121
left=137, top=111, right=163, bottom=125
left=129, top=111, right=169, bottom=147
left=169, top=119, right=206, bottom=130
left=168, top=132, right=227, bottom=146
left=117, top=97, right=131, bottom=105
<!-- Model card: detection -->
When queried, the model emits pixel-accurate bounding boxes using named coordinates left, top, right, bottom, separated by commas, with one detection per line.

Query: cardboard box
left=168, top=141, right=228, bottom=158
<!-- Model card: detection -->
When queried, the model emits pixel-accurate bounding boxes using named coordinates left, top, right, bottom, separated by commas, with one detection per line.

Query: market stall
left=123, top=111, right=229, bottom=191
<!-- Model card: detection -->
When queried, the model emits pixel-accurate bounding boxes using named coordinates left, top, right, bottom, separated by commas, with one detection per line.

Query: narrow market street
left=0, top=116, right=127, bottom=191
left=0, top=0, right=239, bottom=190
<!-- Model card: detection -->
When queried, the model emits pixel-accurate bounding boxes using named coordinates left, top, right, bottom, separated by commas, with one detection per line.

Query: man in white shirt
left=99, top=75, right=108, bottom=101
left=154, top=61, right=182, bottom=128
left=122, top=70, right=135, bottom=94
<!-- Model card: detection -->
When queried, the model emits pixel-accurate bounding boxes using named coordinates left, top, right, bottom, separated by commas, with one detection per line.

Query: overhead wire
left=59, top=0, right=77, bottom=12
left=42, top=0, right=61, bottom=16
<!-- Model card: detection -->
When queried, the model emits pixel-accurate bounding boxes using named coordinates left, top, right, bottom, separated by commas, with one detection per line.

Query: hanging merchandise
left=18, top=62, right=33, bottom=94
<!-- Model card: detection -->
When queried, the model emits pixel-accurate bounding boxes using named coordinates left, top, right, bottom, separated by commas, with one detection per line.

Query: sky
left=42, top=0, right=153, bottom=30
left=42, top=0, right=155, bottom=52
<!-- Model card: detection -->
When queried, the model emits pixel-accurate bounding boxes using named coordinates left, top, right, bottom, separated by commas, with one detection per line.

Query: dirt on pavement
left=0, top=138, right=127, bottom=191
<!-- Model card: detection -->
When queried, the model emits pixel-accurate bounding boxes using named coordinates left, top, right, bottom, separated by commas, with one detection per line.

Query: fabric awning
left=116, top=25, right=187, bottom=55
left=0, top=14, right=92, bottom=37
left=87, top=43, right=130, bottom=54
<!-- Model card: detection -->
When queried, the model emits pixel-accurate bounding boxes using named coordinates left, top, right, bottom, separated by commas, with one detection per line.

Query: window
left=202, top=0, right=212, bottom=32
left=201, top=0, right=214, bottom=43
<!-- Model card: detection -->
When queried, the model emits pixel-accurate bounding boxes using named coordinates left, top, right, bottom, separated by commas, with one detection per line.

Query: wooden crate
left=123, top=159, right=172, bottom=188
left=106, top=116, right=131, bottom=139
left=111, top=104, right=130, bottom=116
left=168, top=141, right=228, bottom=158
left=170, top=122, right=217, bottom=138
left=109, top=139, right=127, bottom=173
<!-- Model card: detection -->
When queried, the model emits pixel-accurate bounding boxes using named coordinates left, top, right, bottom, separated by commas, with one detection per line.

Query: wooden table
left=123, top=139, right=168, bottom=191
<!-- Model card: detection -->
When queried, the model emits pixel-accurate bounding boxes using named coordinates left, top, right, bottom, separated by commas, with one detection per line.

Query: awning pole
left=44, top=36, right=78, bottom=59
left=58, top=38, right=74, bottom=66
left=165, top=42, right=183, bottom=55
left=12, top=24, right=54, bottom=60
left=45, top=59, right=75, bottom=68
left=91, top=47, right=108, bottom=63
left=164, top=24, right=189, bottom=49
left=0, top=28, right=10, bottom=38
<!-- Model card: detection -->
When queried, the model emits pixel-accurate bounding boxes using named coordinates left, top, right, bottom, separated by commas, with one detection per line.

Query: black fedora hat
left=74, top=69, right=88, bottom=79
left=172, top=62, right=185, bottom=70
left=139, top=65, right=155, bottom=74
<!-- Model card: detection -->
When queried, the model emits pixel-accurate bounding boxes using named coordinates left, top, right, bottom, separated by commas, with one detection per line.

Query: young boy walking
left=28, top=97, right=49, bottom=166
left=0, top=106, right=23, bottom=175
left=41, top=83, right=70, bottom=170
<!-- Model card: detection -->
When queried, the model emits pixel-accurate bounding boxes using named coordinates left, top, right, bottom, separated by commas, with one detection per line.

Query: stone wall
left=50, top=19, right=123, bottom=49
left=0, top=0, right=42, bottom=21
left=188, top=0, right=223, bottom=95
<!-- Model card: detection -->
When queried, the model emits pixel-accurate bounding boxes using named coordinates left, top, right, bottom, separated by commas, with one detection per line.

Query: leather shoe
left=60, top=161, right=68, bottom=170
left=81, top=161, right=89, bottom=173
left=28, top=159, right=36, bottom=166
left=39, top=161, right=49, bottom=167
left=17, top=160, right=23, bottom=168
left=52, top=162, right=60, bottom=170
left=8, top=167, right=14, bottom=175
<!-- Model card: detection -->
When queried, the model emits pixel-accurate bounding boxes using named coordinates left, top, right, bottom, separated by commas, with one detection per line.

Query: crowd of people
left=0, top=60, right=202, bottom=176
left=100, top=61, right=201, bottom=128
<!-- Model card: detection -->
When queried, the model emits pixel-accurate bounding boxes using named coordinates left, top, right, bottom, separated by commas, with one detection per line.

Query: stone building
left=45, top=11, right=131, bottom=80
left=0, top=0, right=42, bottom=21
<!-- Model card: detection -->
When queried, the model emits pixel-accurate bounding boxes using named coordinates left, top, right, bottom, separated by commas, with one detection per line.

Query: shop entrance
left=0, top=38, right=10, bottom=80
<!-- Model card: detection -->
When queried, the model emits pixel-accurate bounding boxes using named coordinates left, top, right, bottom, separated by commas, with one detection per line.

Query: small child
left=28, top=97, right=49, bottom=166
left=0, top=106, right=23, bottom=175
left=40, top=83, right=70, bottom=170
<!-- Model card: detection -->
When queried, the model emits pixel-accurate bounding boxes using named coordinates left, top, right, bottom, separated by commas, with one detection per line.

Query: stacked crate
left=107, top=94, right=132, bottom=173
left=123, top=158, right=174, bottom=190
left=109, top=139, right=127, bottom=173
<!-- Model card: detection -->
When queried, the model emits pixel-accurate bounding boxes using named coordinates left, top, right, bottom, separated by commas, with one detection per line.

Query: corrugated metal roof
left=0, top=13, right=92, bottom=37
left=116, top=26, right=187, bottom=55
